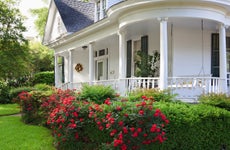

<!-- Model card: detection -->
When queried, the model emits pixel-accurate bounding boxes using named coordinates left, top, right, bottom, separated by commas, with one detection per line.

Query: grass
left=0, top=116, right=55, bottom=150
left=0, top=103, right=20, bottom=116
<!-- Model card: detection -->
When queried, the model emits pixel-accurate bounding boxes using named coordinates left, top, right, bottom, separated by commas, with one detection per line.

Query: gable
left=43, top=0, right=94, bottom=45
left=43, top=0, right=67, bottom=44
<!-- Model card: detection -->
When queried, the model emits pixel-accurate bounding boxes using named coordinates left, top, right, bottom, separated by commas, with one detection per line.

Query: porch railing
left=59, top=76, right=224, bottom=100
left=168, top=77, right=222, bottom=100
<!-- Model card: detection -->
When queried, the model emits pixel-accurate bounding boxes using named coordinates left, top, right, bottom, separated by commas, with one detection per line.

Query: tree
left=30, top=7, right=48, bottom=37
left=29, top=41, right=54, bottom=73
left=0, top=0, right=32, bottom=81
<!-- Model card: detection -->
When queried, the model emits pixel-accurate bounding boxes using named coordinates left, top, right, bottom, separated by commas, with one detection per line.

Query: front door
left=97, top=59, right=108, bottom=80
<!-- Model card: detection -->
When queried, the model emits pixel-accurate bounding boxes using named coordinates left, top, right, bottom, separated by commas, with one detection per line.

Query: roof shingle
left=54, top=0, right=94, bottom=33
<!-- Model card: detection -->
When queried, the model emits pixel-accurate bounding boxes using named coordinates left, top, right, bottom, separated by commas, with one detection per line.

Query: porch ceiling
left=124, top=18, right=219, bottom=37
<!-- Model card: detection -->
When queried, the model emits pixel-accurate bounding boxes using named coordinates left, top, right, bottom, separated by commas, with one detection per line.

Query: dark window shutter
left=62, top=57, right=65, bottom=83
left=141, top=35, right=148, bottom=55
left=141, top=36, right=149, bottom=77
left=127, top=40, right=132, bottom=78
left=211, top=33, right=219, bottom=77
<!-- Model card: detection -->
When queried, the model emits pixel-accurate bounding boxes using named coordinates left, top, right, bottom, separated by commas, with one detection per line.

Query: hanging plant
left=134, top=50, right=160, bottom=77
left=75, top=63, right=83, bottom=72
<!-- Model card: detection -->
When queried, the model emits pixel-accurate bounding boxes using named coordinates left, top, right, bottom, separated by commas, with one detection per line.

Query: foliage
left=135, top=51, right=160, bottom=77
left=0, top=103, right=20, bottom=116
left=0, top=116, right=55, bottom=150
left=30, top=7, right=48, bottom=37
left=128, top=88, right=175, bottom=102
left=79, top=84, right=117, bottom=104
left=34, top=83, right=53, bottom=91
left=153, top=101, right=230, bottom=149
left=9, top=86, right=35, bottom=102
left=0, top=0, right=32, bottom=81
left=198, top=93, right=230, bottom=111
left=0, top=80, right=10, bottom=103
left=33, top=71, right=54, bottom=85
left=29, top=41, right=54, bottom=73
left=7, top=76, right=32, bottom=88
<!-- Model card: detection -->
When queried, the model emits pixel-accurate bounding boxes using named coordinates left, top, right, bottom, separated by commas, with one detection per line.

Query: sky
left=18, top=0, right=49, bottom=39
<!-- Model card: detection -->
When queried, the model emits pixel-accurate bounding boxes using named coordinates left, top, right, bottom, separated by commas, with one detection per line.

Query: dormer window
left=102, top=0, right=106, bottom=17
left=95, top=0, right=107, bottom=22
left=96, top=1, right=100, bottom=20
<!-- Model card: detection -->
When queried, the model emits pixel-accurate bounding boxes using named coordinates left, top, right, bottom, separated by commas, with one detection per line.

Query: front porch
left=59, top=75, right=230, bottom=102
left=54, top=13, right=230, bottom=102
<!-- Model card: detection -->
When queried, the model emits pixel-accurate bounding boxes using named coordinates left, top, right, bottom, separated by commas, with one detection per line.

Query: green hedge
left=79, top=84, right=116, bottom=104
left=33, top=71, right=54, bottom=85
left=198, top=93, right=230, bottom=111
left=152, top=102, right=230, bottom=150
left=128, top=88, right=175, bottom=102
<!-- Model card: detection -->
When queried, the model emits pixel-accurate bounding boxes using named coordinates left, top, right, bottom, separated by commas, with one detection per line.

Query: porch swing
left=192, top=19, right=212, bottom=88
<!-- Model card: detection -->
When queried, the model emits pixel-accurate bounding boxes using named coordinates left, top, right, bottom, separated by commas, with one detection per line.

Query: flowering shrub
left=92, top=96, right=169, bottom=150
left=18, top=91, right=41, bottom=124
left=44, top=90, right=110, bottom=149
left=18, top=88, right=169, bottom=149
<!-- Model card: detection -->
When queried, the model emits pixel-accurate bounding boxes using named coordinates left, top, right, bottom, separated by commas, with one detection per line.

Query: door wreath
left=75, top=63, right=83, bottom=72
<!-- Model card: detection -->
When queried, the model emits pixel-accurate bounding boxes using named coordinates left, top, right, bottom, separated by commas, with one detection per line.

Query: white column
left=54, top=54, right=59, bottom=87
left=89, top=42, right=94, bottom=85
left=68, top=50, right=73, bottom=88
left=118, top=30, right=126, bottom=79
left=159, top=18, right=168, bottom=90
left=219, top=23, right=227, bottom=93
left=118, top=30, right=127, bottom=95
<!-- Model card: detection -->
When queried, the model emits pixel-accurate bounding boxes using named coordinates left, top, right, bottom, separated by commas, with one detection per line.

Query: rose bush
left=17, top=89, right=169, bottom=149
left=43, top=90, right=169, bottom=149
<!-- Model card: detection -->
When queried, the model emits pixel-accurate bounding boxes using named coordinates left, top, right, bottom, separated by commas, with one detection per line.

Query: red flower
left=118, top=121, right=124, bottom=127
left=114, top=139, right=123, bottom=147
left=116, top=106, right=122, bottom=111
left=73, top=112, right=78, bottom=117
left=97, top=121, right=101, bottom=125
left=75, top=132, right=79, bottom=139
left=132, top=132, right=138, bottom=137
left=106, top=113, right=112, bottom=119
left=137, top=128, right=142, bottom=133
left=150, top=124, right=157, bottom=132
left=141, top=95, right=147, bottom=99
left=123, top=127, right=128, bottom=134
left=106, top=123, right=111, bottom=129
left=121, top=144, right=127, bottom=150
left=104, top=98, right=111, bottom=105
left=124, top=113, right=129, bottom=117
left=139, top=110, right=144, bottom=115
left=110, top=129, right=117, bottom=137
left=130, top=127, right=135, bottom=132
left=68, top=123, right=77, bottom=129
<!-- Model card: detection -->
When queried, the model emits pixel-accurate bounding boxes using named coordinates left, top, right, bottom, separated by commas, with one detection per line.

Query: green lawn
left=0, top=103, right=20, bottom=116
left=0, top=116, right=55, bottom=150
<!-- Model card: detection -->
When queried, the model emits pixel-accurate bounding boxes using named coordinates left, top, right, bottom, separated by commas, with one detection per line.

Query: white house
left=43, top=0, right=230, bottom=101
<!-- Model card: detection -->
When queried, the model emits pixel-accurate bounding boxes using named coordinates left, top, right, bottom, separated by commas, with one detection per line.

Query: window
left=96, top=1, right=100, bottom=20
left=102, top=0, right=106, bottom=17
left=96, top=0, right=107, bottom=21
